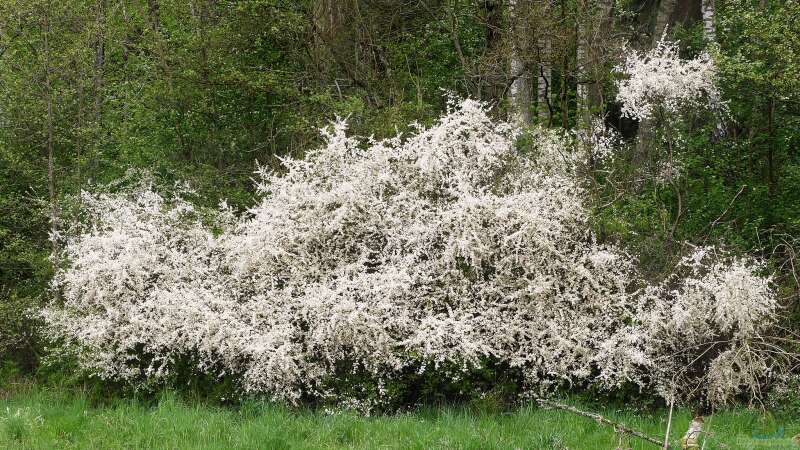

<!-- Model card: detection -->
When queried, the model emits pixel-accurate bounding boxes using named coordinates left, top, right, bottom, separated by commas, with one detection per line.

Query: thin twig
left=702, top=185, right=745, bottom=244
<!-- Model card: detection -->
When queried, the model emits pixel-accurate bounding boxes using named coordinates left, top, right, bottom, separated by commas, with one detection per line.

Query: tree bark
left=508, top=0, right=532, bottom=126
left=559, top=0, right=568, bottom=128
left=577, top=0, right=614, bottom=128
left=538, top=399, right=664, bottom=447
left=89, top=0, right=105, bottom=183
left=576, top=1, right=589, bottom=127
left=484, top=0, right=503, bottom=102
left=701, top=0, right=716, bottom=44
left=94, top=0, right=105, bottom=123
left=701, top=0, right=726, bottom=140
left=43, top=1, right=59, bottom=266
left=680, top=416, right=704, bottom=449
left=653, top=0, right=677, bottom=46
left=634, top=0, right=677, bottom=165
left=590, top=0, right=614, bottom=113
left=537, top=35, right=551, bottom=123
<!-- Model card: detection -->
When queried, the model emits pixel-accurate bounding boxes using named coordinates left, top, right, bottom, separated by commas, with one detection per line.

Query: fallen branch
left=663, top=395, right=675, bottom=450
left=537, top=399, right=666, bottom=448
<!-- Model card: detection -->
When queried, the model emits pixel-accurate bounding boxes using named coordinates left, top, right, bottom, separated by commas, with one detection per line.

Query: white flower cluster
left=616, top=37, right=720, bottom=121
left=43, top=187, right=234, bottom=383
left=574, top=117, right=621, bottom=164
left=639, top=247, right=781, bottom=406
left=43, top=100, right=784, bottom=406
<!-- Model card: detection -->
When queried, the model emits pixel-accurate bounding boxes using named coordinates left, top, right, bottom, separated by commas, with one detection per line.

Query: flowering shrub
left=44, top=100, right=789, bottom=409
left=638, top=247, right=786, bottom=406
left=45, top=101, right=642, bottom=404
left=574, top=117, right=620, bottom=164
left=616, top=36, right=721, bottom=121
left=43, top=184, right=235, bottom=383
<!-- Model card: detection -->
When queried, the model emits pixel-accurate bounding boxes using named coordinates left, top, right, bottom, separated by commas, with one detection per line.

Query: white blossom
left=43, top=101, right=785, bottom=408
left=44, top=100, right=641, bottom=402
left=616, top=37, right=721, bottom=121
left=638, top=247, right=781, bottom=406
left=574, top=117, right=620, bottom=163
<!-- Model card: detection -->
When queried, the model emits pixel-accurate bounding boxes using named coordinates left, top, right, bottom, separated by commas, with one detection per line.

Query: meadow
left=2, top=381, right=798, bottom=449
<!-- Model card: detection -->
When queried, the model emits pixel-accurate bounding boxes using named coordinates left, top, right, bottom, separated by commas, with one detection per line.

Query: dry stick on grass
left=537, top=399, right=665, bottom=448
left=662, top=393, right=675, bottom=450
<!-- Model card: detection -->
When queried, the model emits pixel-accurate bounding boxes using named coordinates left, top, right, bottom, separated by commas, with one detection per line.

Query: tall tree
left=634, top=0, right=677, bottom=164
left=701, top=0, right=717, bottom=44
left=576, top=0, right=615, bottom=127
left=537, top=33, right=552, bottom=123
left=508, top=0, right=532, bottom=125
left=43, top=1, right=58, bottom=262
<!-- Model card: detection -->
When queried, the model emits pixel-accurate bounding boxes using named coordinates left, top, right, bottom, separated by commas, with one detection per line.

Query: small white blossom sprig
left=615, top=36, right=722, bottom=121
left=574, top=117, right=621, bottom=164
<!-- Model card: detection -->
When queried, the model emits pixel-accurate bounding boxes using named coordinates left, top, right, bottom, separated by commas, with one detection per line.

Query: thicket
left=41, top=98, right=794, bottom=412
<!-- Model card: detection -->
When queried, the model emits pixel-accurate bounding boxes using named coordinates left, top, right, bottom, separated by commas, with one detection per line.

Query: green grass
left=1, top=383, right=799, bottom=449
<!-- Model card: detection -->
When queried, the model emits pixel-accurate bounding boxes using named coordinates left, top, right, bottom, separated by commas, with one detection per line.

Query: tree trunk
left=537, top=36, right=551, bottom=123
left=508, top=0, right=532, bottom=126
left=577, top=0, right=614, bottom=128
left=653, top=0, right=677, bottom=46
left=767, top=96, right=777, bottom=200
left=634, top=0, right=677, bottom=165
left=680, top=416, right=704, bottom=449
left=43, top=1, right=59, bottom=265
left=94, top=0, right=105, bottom=123
left=701, top=0, right=716, bottom=44
left=560, top=0, right=569, bottom=128
left=576, top=2, right=589, bottom=128
left=701, top=0, right=726, bottom=140
left=590, top=0, right=614, bottom=115
left=90, top=0, right=105, bottom=183
left=484, top=0, right=503, bottom=102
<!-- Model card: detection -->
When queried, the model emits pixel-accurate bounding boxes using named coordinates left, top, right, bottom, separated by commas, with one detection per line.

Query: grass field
left=1, top=382, right=799, bottom=449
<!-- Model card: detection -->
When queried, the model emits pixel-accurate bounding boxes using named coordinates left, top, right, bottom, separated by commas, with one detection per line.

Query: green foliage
left=0, top=134, right=50, bottom=370
left=593, top=1, right=800, bottom=294
left=315, top=358, right=523, bottom=414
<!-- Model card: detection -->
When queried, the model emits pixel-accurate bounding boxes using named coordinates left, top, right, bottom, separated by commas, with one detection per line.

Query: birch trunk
left=702, top=0, right=726, bottom=139
left=508, top=0, right=532, bottom=126
left=701, top=0, right=716, bottom=44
